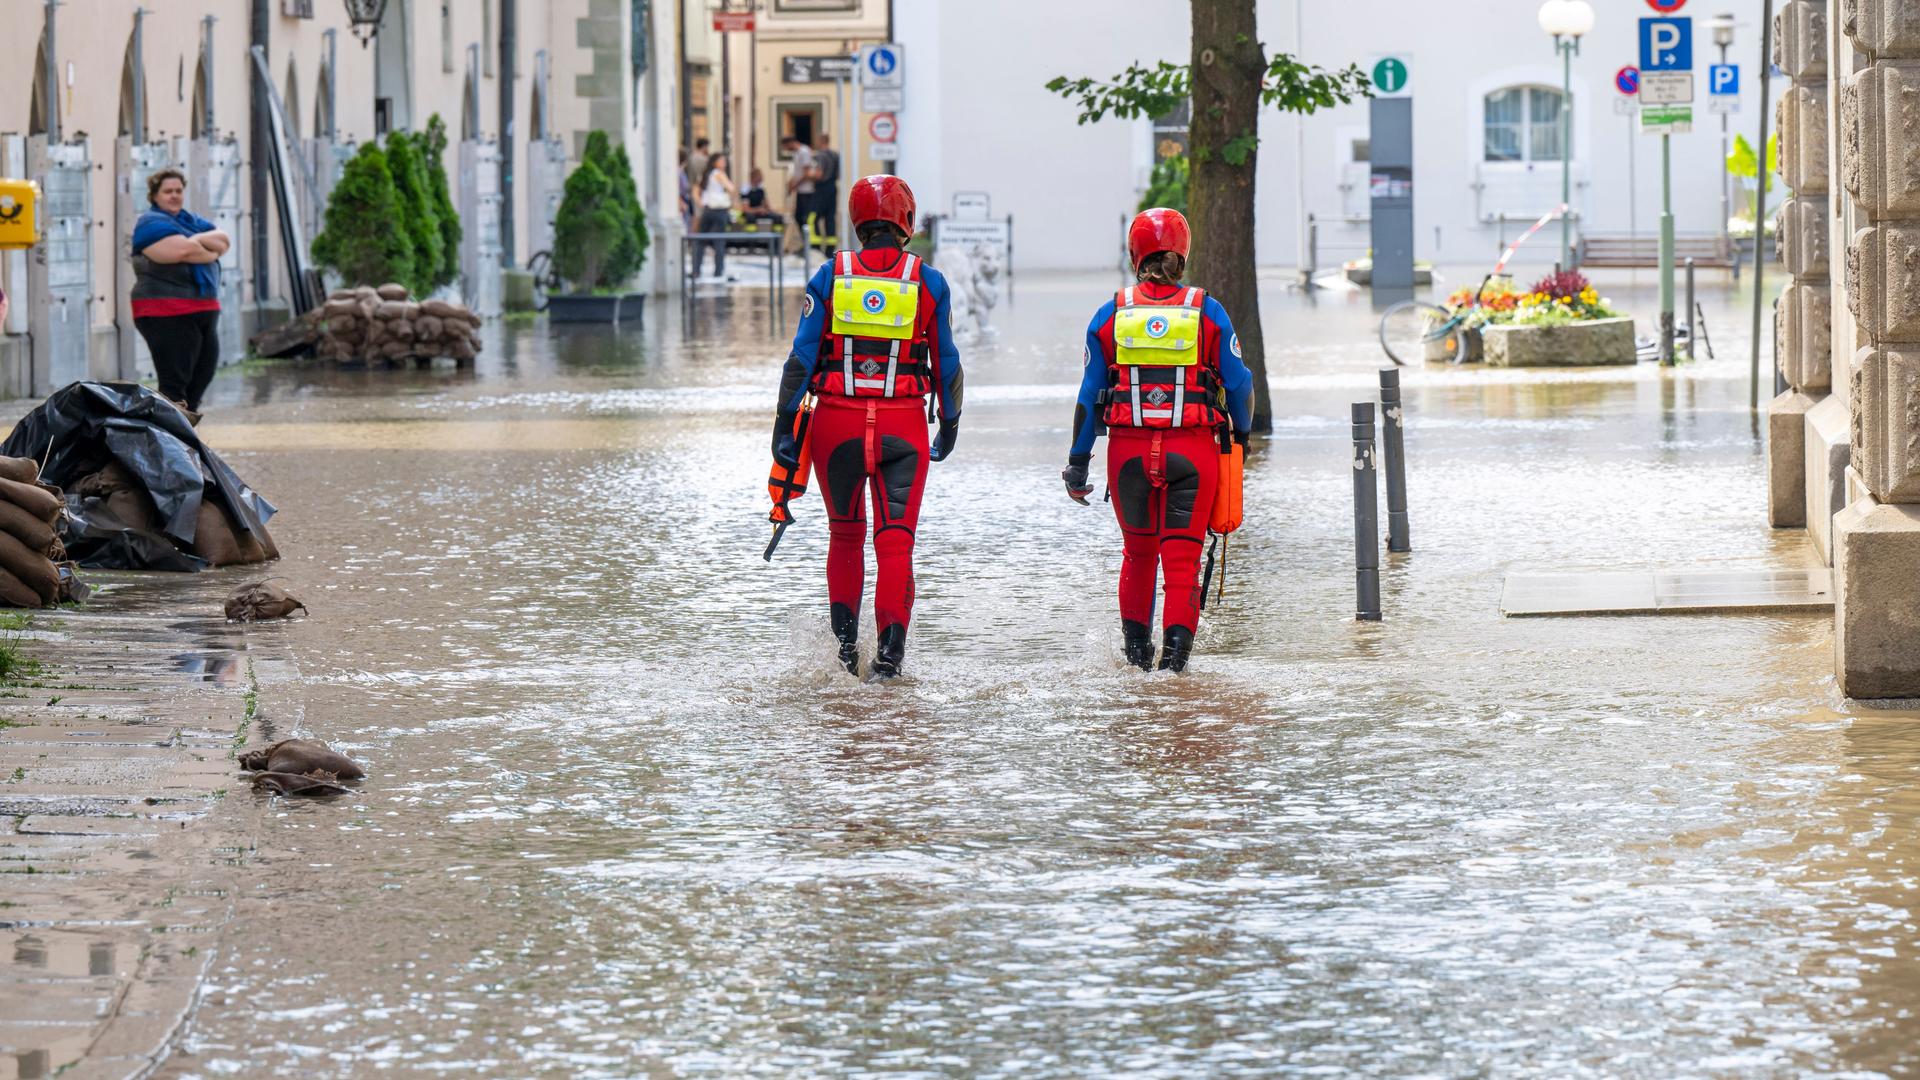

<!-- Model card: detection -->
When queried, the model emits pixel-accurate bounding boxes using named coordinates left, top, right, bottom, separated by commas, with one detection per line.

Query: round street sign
left=1615, top=66, right=1641, bottom=95
left=869, top=112, right=898, bottom=143
left=1646, top=0, right=1686, bottom=11
left=1371, top=56, right=1409, bottom=95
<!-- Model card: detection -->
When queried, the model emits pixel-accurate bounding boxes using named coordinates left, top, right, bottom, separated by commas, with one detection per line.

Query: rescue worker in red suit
left=1062, top=208, right=1253, bottom=672
left=773, top=175, right=964, bottom=679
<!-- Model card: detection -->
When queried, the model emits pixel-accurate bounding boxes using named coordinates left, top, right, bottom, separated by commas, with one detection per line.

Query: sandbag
left=239, top=738, right=362, bottom=779
left=376, top=283, right=410, bottom=301
left=104, top=487, right=159, bottom=530
left=0, top=564, right=41, bottom=608
left=0, top=457, right=39, bottom=485
left=0, top=499, right=58, bottom=554
left=191, top=498, right=270, bottom=567
left=225, top=581, right=305, bottom=622
left=0, top=529, right=59, bottom=605
left=251, top=771, right=354, bottom=796
left=0, top=476, right=62, bottom=524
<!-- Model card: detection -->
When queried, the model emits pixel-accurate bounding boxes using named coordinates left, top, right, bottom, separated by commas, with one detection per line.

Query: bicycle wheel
left=1378, top=301, right=1462, bottom=366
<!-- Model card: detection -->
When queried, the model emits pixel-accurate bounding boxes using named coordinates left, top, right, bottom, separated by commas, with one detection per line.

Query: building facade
left=0, top=0, right=681, bottom=395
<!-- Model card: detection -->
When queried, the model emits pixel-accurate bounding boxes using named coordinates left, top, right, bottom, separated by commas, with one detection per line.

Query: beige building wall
left=737, top=0, right=890, bottom=220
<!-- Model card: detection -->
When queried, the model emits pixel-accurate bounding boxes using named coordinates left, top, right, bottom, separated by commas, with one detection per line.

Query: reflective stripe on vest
left=833, top=251, right=921, bottom=398
left=1115, top=286, right=1203, bottom=429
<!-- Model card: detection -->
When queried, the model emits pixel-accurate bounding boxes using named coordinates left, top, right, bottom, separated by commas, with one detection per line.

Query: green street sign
left=1372, top=57, right=1409, bottom=96
left=1640, top=103, right=1693, bottom=134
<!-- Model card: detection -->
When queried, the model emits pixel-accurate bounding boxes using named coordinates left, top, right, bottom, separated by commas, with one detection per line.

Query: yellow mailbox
left=0, top=179, right=40, bottom=250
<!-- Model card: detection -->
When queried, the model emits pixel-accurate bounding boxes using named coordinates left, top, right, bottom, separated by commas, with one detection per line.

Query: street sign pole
left=1560, top=37, right=1574, bottom=268
left=1661, top=131, right=1675, bottom=364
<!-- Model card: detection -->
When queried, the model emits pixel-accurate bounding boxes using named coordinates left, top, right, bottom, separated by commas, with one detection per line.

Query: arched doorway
left=459, top=79, right=475, bottom=141
left=190, top=58, right=208, bottom=139
left=314, top=62, right=334, bottom=139
left=284, top=58, right=302, bottom=142
left=29, top=41, right=51, bottom=136
left=118, top=36, right=145, bottom=139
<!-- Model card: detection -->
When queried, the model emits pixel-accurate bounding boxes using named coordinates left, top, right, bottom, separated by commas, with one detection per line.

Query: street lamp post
left=1711, top=14, right=1737, bottom=262
left=1538, top=0, right=1594, bottom=270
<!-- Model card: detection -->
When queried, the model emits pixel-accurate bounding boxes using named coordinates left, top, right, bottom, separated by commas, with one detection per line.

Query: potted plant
left=547, top=156, right=626, bottom=322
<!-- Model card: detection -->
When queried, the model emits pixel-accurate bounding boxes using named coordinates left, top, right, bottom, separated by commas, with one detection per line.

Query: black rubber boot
left=1122, top=620, right=1155, bottom=671
left=868, top=623, right=907, bottom=680
left=1156, top=625, right=1195, bottom=673
left=831, top=602, right=859, bottom=676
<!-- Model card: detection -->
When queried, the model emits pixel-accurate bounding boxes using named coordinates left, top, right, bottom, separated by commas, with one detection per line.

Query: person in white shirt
left=692, top=152, right=738, bottom=280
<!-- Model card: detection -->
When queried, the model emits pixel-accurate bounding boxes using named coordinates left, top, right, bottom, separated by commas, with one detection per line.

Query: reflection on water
left=155, top=270, right=1920, bottom=1078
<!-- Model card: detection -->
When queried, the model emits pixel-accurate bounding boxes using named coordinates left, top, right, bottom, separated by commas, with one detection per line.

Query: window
left=482, top=0, right=493, bottom=77
left=441, top=0, right=453, bottom=74
left=1484, top=86, right=1564, bottom=163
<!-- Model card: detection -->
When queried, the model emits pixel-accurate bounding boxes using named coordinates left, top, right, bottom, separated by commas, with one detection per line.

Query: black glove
left=772, top=411, right=800, bottom=470
left=1062, top=458, right=1093, bottom=505
left=1233, top=430, right=1249, bottom=449
left=931, top=418, right=959, bottom=462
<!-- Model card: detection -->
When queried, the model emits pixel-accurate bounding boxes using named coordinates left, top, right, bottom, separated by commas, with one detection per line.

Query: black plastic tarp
left=1, top=382, right=278, bottom=571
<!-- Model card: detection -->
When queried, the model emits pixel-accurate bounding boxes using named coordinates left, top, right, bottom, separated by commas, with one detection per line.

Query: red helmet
left=1128, top=208, right=1191, bottom=271
left=848, top=175, right=916, bottom=236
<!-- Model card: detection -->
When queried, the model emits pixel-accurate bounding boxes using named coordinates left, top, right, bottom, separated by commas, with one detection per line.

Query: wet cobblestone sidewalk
left=0, top=579, right=297, bottom=1080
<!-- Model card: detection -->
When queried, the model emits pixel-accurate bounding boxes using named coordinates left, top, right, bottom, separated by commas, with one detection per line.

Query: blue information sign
left=1638, top=17, right=1693, bottom=73
left=1709, top=63, right=1739, bottom=95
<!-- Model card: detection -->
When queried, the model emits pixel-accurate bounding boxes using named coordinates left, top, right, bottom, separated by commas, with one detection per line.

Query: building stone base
left=1806, top=394, right=1852, bottom=564
left=1834, top=497, right=1920, bottom=699
left=1769, top=390, right=1816, bottom=528
left=0, top=335, right=27, bottom=400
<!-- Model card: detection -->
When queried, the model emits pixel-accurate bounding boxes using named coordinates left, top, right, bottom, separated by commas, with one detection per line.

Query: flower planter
left=1344, top=264, right=1435, bottom=287
left=1425, top=326, right=1485, bottom=364
left=1483, top=317, right=1637, bottom=367
left=621, top=294, right=647, bottom=326
left=546, top=294, right=624, bottom=323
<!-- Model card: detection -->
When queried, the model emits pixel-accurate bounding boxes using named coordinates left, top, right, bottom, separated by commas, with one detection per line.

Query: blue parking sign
left=1639, top=17, right=1693, bottom=72
left=1709, top=63, right=1739, bottom=95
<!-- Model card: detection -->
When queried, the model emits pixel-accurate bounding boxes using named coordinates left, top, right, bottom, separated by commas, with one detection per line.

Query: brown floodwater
left=148, top=269, right=1920, bottom=1078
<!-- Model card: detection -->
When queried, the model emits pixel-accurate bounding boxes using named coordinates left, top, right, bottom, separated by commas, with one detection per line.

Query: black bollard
left=1379, top=369, right=1410, bottom=554
left=1352, top=402, right=1382, bottom=621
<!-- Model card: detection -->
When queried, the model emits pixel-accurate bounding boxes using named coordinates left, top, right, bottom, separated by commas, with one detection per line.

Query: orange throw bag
left=764, top=401, right=815, bottom=561
left=1209, top=441, right=1243, bottom=535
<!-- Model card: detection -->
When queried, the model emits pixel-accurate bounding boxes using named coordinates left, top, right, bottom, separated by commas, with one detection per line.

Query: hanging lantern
left=343, top=0, right=389, bottom=46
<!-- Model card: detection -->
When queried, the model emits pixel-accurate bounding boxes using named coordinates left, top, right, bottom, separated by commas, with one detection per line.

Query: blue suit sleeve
left=1069, top=302, right=1115, bottom=460
left=777, top=262, right=835, bottom=413
left=925, top=269, right=964, bottom=423
left=1205, top=297, right=1254, bottom=436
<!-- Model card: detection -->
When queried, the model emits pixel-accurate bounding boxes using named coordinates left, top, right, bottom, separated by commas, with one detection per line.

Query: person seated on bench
left=741, top=168, right=782, bottom=227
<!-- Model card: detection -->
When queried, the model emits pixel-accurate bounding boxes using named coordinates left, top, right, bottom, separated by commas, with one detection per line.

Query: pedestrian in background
left=782, top=134, right=815, bottom=257
left=741, top=168, right=780, bottom=225
left=692, top=152, right=738, bottom=282
left=677, top=147, right=693, bottom=229
left=130, top=168, right=229, bottom=419
left=687, top=138, right=711, bottom=194
left=811, top=133, right=841, bottom=241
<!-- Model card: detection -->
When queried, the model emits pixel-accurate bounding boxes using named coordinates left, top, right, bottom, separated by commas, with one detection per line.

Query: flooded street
left=154, top=269, right=1920, bottom=1078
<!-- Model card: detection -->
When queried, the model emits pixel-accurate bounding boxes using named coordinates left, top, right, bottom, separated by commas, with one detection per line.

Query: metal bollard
left=1379, top=369, right=1410, bottom=553
left=1352, top=402, right=1382, bottom=621
left=1684, top=257, right=1696, bottom=361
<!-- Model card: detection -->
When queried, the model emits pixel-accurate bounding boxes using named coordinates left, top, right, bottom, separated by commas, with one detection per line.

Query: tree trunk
left=1186, top=0, right=1272, bottom=432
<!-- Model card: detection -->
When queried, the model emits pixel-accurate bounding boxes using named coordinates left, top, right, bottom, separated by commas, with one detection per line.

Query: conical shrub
left=312, top=142, right=416, bottom=289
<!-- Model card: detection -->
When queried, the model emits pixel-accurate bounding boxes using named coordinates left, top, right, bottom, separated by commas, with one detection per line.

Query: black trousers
left=133, top=309, right=220, bottom=411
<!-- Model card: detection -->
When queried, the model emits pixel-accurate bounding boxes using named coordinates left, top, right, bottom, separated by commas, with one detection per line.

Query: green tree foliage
left=1139, top=154, right=1189, bottom=213
left=608, top=144, right=650, bottom=280
left=1727, top=132, right=1782, bottom=194
left=311, top=142, right=416, bottom=289
left=553, top=158, right=621, bottom=292
left=580, top=131, right=649, bottom=285
left=1046, top=3, right=1371, bottom=431
left=422, top=115, right=463, bottom=289
left=384, top=131, right=444, bottom=296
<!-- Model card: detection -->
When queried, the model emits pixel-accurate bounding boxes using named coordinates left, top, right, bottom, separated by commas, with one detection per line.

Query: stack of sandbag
left=72, top=461, right=276, bottom=568
left=253, top=283, right=481, bottom=367
left=2, top=382, right=281, bottom=574
left=0, top=455, right=86, bottom=608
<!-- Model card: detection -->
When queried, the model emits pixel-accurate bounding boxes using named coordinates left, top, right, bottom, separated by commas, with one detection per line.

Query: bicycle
left=525, top=250, right=562, bottom=312
left=1376, top=203, right=1567, bottom=367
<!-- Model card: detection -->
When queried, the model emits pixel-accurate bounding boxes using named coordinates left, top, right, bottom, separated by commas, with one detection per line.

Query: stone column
left=1769, top=1, right=1831, bottom=532
left=1834, top=0, right=1920, bottom=697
